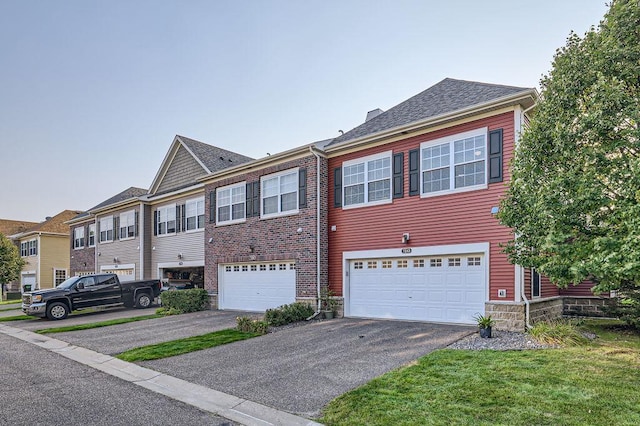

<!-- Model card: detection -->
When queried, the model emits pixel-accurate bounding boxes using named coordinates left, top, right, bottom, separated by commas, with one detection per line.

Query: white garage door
left=219, top=261, right=296, bottom=311
left=22, top=274, right=36, bottom=291
left=348, top=254, right=486, bottom=324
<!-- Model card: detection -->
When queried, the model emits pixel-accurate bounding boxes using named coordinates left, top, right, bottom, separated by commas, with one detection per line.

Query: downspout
left=519, top=266, right=533, bottom=330
left=310, top=146, right=323, bottom=312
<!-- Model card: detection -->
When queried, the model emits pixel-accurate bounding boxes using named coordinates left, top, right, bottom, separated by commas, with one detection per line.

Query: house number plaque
left=401, top=248, right=412, bottom=254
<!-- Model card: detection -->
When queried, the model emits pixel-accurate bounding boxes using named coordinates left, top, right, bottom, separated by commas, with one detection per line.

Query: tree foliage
left=499, top=0, right=640, bottom=296
left=0, top=233, right=25, bottom=286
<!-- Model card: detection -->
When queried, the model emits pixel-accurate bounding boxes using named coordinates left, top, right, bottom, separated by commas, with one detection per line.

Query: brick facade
left=69, top=222, right=96, bottom=276
left=204, top=153, right=328, bottom=305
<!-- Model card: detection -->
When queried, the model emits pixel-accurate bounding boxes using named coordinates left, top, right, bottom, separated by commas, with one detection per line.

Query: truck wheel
left=135, top=292, right=152, bottom=309
left=46, top=302, right=69, bottom=320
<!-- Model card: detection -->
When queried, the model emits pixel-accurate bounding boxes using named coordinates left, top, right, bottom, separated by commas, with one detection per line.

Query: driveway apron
left=141, top=318, right=474, bottom=418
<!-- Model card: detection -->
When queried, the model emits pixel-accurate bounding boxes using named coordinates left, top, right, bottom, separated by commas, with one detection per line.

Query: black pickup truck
left=22, top=273, right=162, bottom=320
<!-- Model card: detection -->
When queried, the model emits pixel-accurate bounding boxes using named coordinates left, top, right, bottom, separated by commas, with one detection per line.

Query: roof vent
left=45, top=216, right=52, bottom=221
left=365, top=108, right=384, bottom=122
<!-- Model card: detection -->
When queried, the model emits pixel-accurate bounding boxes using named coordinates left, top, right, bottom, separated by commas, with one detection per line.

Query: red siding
left=559, top=280, right=600, bottom=297
left=328, top=112, right=517, bottom=301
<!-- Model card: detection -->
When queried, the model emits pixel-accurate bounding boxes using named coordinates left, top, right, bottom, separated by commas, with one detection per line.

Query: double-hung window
left=421, top=128, right=487, bottom=196
left=217, top=184, right=246, bottom=224
left=20, top=242, right=28, bottom=257
left=156, top=205, right=176, bottom=235
left=74, top=227, right=85, bottom=249
left=185, top=197, right=205, bottom=230
left=261, top=169, right=298, bottom=218
left=99, top=216, right=114, bottom=243
left=343, top=151, right=392, bottom=207
left=88, top=224, right=96, bottom=247
left=119, top=210, right=135, bottom=239
left=23, top=239, right=37, bottom=256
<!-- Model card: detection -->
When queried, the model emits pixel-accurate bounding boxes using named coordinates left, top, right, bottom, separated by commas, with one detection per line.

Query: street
left=0, top=332, right=235, bottom=426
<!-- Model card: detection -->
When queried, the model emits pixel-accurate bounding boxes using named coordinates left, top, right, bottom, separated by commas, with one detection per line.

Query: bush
left=265, top=302, right=314, bottom=327
left=156, top=307, right=182, bottom=316
left=602, top=281, right=640, bottom=331
left=159, top=288, right=209, bottom=314
left=236, top=316, right=269, bottom=334
left=528, top=319, right=589, bottom=346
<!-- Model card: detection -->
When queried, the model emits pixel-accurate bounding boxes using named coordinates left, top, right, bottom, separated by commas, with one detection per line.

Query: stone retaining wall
left=563, top=296, right=613, bottom=317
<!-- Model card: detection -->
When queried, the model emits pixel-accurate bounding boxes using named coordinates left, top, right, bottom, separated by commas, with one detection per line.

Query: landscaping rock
left=447, top=330, right=557, bottom=350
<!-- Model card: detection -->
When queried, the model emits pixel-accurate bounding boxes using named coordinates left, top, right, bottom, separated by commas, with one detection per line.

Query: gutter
left=309, top=146, right=325, bottom=312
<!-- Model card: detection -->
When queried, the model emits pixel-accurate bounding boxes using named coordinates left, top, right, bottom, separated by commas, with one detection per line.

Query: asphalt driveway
left=141, top=318, right=474, bottom=418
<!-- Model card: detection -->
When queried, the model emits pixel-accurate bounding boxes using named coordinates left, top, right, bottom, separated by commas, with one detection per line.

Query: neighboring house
left=201, top=140, right=330, bottom=311
left=8, top=211, right=82, bottom=291
left=0, top=219, right=38, bottom=293
left=323, top=78, right=551, bottom=330
left=68, top=135, right=252, bottom=289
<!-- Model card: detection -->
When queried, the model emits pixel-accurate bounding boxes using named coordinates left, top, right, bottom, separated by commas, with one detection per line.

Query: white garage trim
left=219, top=261, right=296, bottom=312
left=342, top=243, right=490, bottom=323
left=100, top=263, right=136, bottom=282
left=157, top=260, right=204, bottom=280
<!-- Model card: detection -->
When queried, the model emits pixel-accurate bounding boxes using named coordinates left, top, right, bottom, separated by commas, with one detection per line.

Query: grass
left=0, top=314, right=38, bottom=321
left=321, top=319, right=640, bottom=426
left=0, top=299, right=21, bottom=305
left=116, top=328, right=260, bottom=362
left=35, top=314, right=163, bottom=334
left=0, top=306, right=21, bottom=312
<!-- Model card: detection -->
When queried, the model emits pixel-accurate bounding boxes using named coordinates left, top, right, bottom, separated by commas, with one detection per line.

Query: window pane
left=263, top=196, right=278, bottom=214
left=231, top=186, right=245, bottom=204
left=217, top=188, right=230, bottom=206
left=344, top=184, right=365, bottom=205
left=263, top=177, right=279, bottom=197
left=423, top=168, right=450, bottom=193
left=367, top=157, right=390, bottom=181
left=281, top=192, right=297, bottom=212
left=167, top=220, right=176, bottom=233
left=218, top=206, right=230, bottom=222
left=368, top=179, right=390, bottom=202
left=343, top=163, right=365, bottom=185
left=280, top=173, right=297, bottom=194
left=454, top=161, right=485, bottom=188
left=231, top=203, right=245, bottom=220
left=187, top=216, right=196, bottom=230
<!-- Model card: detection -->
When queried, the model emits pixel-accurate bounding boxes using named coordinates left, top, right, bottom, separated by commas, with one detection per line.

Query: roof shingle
left=178, top=136, right=254, bottom=173
left=329, top=78, right=533, bottom=146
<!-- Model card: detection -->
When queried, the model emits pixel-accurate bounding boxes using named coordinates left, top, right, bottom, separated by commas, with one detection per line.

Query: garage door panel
left=220, top=263, right=295, bottom=312
left=349, top=253, right=486, bottom=324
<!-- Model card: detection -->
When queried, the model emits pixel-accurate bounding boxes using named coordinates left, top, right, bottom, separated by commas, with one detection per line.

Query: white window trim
left=88, top=223, right=96, bottom=248
left=156, top=203, right=177, bottom=237
left=420, top=127, right=488, bottom=198
left=53, top=268, right=68, bottom=286
left=118, top=210, right=136, bottom=241
left=185, top=197, right=206, bottom=232
left=73, top=227, right=85, bottom=249
left=216, top=183, right=246, bottom=226
left=99, top=215, right=114, bottom=244
left=342, top=150, right=393, bottom=209
left=260, top=168, right=300, bottom=219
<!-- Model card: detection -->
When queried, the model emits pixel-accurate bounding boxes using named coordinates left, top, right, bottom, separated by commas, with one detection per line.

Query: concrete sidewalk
left=0, top=323, right=320, bottom=426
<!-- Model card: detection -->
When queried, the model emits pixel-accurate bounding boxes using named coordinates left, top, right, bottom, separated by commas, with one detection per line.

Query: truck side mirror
left=76, top=283, right=84, bottom=290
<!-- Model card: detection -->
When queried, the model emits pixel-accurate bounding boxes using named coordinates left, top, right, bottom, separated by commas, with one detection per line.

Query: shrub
left=236, top=316, right=269, bottom=334
left=602, top=281, right=640, bottom=331
left=159, top=288, right=209, bottom=314
left=156, top=307, right=182, bottom=316
left=529, top=319, right=589, bottom=346
left=265, top=302, right=314, bottom=327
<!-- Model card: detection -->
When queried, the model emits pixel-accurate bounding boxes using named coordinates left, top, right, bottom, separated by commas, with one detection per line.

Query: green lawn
left=0, top=314, right=38, bottom=321
left=0, top=300, right=21, bottom=306
left=321, top=320, right=640, bottom=426
left=116, top=328, right=260, bottom=362
left=36, top=314, right=163, bottom=334
left=0, top=306, right=21, bottom=312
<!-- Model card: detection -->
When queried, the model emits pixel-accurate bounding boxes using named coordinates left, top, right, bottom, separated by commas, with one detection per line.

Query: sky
left=0, top=0, right=609, bottom=222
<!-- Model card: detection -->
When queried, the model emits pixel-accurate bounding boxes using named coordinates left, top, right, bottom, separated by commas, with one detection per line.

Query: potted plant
left=319, top=287, right=338, bottom=319
left=474, top=314, right=495, bottom=338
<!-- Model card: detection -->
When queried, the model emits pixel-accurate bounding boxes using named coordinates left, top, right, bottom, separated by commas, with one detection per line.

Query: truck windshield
left=56, top=276, right=81, bottom=289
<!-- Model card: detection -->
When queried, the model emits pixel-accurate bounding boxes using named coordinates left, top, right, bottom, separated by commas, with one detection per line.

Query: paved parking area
left=141, top=318, right=474, bottom=418
left=48, top=310, right=248, bottom=354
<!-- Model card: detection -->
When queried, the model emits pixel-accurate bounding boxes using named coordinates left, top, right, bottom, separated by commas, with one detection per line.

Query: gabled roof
left=69, top=187, right=147, bottom=222
left=148, top=135, right=253, bottom=195
left=179, top=135, right=254, bottom=173
left=0, top=219, right=38, bottom=237
left=11, top=210, right=82, bottom=238
left=328, top=78, right=534, bottom=146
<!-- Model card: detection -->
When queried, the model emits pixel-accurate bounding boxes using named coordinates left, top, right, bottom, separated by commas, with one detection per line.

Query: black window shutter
left=409, top=149, right=420, bottom=196
left=246, top=184, right=253, bottom=218
left=134, top=211, right=139, bottom=237
left=334, top=167, right=342, bottom=207
left=298, top=168, right=307, bottom=209
left=114, top=216, right=119, bottom=240
left=488, top=128, right=503, bottom=183
left=181, top=204, right=186, bottom=231
left=209, top=191, right=216, bottom=222
left=252, top=181, right=260, bottom=217
left=153, top=210, right=158, bottom=236
left=392, top=152, right=404, bottom=199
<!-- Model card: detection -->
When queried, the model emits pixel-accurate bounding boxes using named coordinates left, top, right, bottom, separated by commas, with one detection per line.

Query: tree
left=0, top=233, right=25, bottom=297
left=498, top=0, right=640, bottom=325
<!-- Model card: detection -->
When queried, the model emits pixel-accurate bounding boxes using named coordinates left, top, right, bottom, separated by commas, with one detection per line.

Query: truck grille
left=22, top=294, right=31, bottom=305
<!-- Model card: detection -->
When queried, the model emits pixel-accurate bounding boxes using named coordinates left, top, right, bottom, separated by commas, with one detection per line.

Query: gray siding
left=156, top=146, right=207, bottom=193
left=96, top=207, right=141, bottom=278
left=143, top=204, right=153, bottom=278
left=151, top=231, right=204, bottom=278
